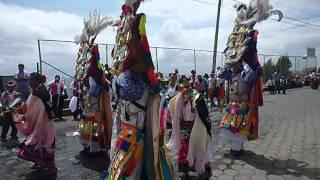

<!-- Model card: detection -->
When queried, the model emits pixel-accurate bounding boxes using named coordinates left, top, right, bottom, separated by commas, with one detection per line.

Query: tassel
left=147, top=68, right=157, bottom=87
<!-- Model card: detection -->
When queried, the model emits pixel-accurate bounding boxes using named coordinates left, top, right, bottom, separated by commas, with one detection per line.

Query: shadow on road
left=23, top=170, right=57, bottom=180
left=74, top=151, right=109, bottom=172
left=0, top=139, right=20, bottom=149
left=226, top=150, right=319, bottom=179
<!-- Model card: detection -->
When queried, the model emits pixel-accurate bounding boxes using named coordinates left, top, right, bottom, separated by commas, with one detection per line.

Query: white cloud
left=0, top=2, right=122, bottom=79
left=0, top=0, right=319, bottom=79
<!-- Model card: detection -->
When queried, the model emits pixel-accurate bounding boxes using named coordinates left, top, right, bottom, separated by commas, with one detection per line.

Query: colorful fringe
left=137, top=14, right=159, bottom=92
left=78, top=115, right=98, bottom=143
left=247, top=108, right=259, bottom=141
left=219, top=104, right=250, bottom=137
left=104, top=122, right=144, bottom=180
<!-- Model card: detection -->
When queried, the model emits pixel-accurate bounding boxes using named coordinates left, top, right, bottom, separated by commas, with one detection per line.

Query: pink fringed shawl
left=15, top=95, right=56, bottom=153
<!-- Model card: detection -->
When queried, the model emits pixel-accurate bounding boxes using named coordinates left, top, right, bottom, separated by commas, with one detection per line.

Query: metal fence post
left=36, top=62, right=39, bottom=73
left=106, top=44, right=108, bottom=65
left=194, top=49, right=196, bottom=72
left=279, top=55, right=282, bottom=76
left=155, top=47, right=159, bottom=72
left=295, top=57, right=297, bottom=74
left=298, top=58, right=300, bottom=73
left=306, top=57, right=308, bottom=74
left=316, top=56, right=318, bottom=72
left=263, top=55, right=266, bottom=80
left=221, top=52, right=223, bottom=69
left=37, top=40, right=43, bottom=74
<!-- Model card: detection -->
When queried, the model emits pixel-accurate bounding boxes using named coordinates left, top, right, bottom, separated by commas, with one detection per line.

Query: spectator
left=194, top=75, right=206, bottom=94
left=272, top=70, right=281, bottom=94
left=69, top=77, right=82, bottom=121
left=167, top=74, right=178, bottom=98
left=266, top=78, right=274, bottom=95
left=178, top=75, right=188, bottom=85
left=70, top=77, right=80, bottom=97
left=208, top=72, right=217, bottom=107
left=271, top=77, right=276, bottom=94
left=189, top=70, right=196, bottom=86
left=203, top=74, right=209, bottom=98
left=215, top=76, right=225, bottom=106
left=14, top=64, right=30, bottom=100
left=1, top=81, right=18, bottom=142
left=280, top=76, right=287, bottom=94
left=174, top=69, right=181, bottom=81
left=48, top=75, right=67, bottom=120
left=158, top=72, right=169, bottom=91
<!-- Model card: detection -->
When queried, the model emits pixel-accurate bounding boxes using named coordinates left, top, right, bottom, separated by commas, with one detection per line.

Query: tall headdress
left=111, top=0, right=160, bottom=92
left=74, top=10, right=115, bottom=86
left=224, top=0, right=283, bottom=66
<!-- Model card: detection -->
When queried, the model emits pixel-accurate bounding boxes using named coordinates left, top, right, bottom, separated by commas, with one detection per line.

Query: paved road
left=0, top=87, right=319, bottom=180
left=208, top=88, right=320, bottom=180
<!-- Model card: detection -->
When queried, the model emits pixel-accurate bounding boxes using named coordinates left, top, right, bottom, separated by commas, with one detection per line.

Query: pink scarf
left=15, top=95, right=56, bottom=153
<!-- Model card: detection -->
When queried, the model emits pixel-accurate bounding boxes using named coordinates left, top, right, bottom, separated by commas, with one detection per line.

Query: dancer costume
left=218, top=0, right=283, bottom=152
left=168, top=84, right=212, bottom=177
left=74, top=11, right=114, bottom=153
left=104, top=1, right=173, bottom=179
left=15, top=74, right=56, bottom=171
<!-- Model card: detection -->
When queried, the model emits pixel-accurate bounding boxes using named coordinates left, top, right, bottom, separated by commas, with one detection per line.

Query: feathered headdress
left=234, top=0, right=283, bottom=27
left=75, top=10, right=115, bottom=45
left=75, top=10, right=114, bottom=82
left=111, top=0, right=160, bottom=92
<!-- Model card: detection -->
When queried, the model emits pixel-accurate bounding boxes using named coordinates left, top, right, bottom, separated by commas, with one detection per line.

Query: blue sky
left=0, top=0, right=320, bottom=78
left=0, top=0, right=121, bottom=15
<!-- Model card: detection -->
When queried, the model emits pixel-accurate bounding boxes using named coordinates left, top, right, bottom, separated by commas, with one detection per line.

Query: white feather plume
left=75, top=10, right=115, bottom=44
left=235, top=0, right=283, bottom=26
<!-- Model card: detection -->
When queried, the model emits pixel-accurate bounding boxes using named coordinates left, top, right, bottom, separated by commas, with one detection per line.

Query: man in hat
left=14, top=64, right=30, bottom=100
left=1, top=81, right=19, bottom=142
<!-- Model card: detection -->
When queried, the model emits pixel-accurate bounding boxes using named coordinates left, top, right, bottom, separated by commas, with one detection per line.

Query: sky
left=0, top=0, right=320, bottom=79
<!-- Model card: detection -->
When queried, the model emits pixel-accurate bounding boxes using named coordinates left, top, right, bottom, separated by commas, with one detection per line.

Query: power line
left=270, top=19, right=303, bottom=27
left=190, top=0, right=216, bottom=5
left=228, top=0, right=320, bottom=28
left=191, top=0, right=320, bottom=29
left=284, top=16, right=320, bottom=28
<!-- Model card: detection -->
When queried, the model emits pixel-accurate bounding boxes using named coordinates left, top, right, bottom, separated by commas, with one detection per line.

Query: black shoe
left=178, top=163, right=189, bottom=172
left=1, top=138, right=6, bottom=143
left=80, top=147, right=90, bottom=155
left=230, top=149, right=243, bottom=156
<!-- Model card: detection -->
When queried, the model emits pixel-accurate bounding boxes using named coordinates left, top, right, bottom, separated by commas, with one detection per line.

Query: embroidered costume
left=104, top=1, right=173, bottom=179
left=74, top=11, right=114, bottom=154
left=218, top=0, right=282, bottom=153
left=15, top=73, right=57, bottom=174
left=168, top=84, right=212, bottom=178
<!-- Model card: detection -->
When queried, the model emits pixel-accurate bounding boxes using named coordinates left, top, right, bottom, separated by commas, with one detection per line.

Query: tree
left=276, top=56, right=292, bottom=78
left=263, top=59, right=275, bottom=81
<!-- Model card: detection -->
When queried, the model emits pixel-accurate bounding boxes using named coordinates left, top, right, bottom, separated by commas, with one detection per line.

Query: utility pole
left=212, top=0, right=222, bottom=73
